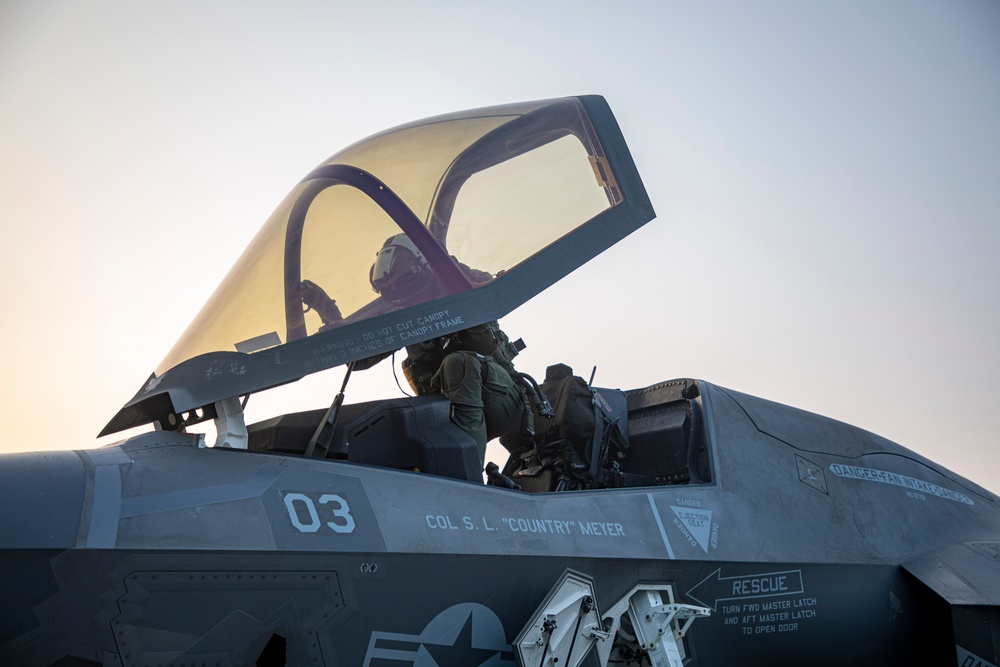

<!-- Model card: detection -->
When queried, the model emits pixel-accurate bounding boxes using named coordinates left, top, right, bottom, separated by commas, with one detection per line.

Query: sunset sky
left=1, top=1, right=997, bottom=490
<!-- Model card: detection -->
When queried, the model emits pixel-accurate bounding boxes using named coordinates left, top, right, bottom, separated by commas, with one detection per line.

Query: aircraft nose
left=0, top=450, right=86, bottom=548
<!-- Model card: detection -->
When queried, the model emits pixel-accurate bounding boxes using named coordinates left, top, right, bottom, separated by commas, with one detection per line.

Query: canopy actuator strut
left=305, top=362, right=355, bottom=458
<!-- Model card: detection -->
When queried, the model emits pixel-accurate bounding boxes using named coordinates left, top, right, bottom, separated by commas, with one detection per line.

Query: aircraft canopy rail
left=103, top=95, right=654, bottom=437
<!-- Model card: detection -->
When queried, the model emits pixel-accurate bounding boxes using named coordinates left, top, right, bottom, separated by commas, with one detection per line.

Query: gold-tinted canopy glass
left=158, top=98, right=619, bottom=373
left=104, top=95, right=652, bottom=437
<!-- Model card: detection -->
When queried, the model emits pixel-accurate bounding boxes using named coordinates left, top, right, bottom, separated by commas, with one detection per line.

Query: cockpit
left=101, top=96, right=711, bottom=492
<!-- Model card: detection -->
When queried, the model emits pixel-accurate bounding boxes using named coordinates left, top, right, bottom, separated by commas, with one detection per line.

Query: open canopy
left=103, top=95, right=654, bottom=436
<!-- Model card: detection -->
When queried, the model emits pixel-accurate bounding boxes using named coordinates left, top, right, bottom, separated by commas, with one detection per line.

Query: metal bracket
left=638, top=602, right=711, bottom=643
left=593, top=584, right=711, bottom=667
left=213, top=396, right=248, bottom=449
left=515, top=570, right=604, bottom=667
left=628, top=591, right=710, bottom=666
left=516, top=576, right=711, bottom=667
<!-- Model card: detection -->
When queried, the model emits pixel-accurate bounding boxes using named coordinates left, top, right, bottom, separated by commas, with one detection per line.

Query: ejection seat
left=499, top=364, right=630, bottom=492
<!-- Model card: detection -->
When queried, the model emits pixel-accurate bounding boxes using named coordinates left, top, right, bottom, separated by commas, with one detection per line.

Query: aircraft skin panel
left=3, top=418, right=990, bottom=565
left=4, top=379, right=1000, bottom=665
left=0, top=551, right=957, bottom=666
left=720, top=386, right=997, bottom=502
left=904, top=543, right=1000, bottom=606
left=0, top=450, right=84, bottom=549
left=702, top=384, right=999, bottom=561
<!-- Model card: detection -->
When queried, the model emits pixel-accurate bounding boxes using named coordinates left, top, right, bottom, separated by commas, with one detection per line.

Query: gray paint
left=85, top=464, right=122, bottom=548
left=0, top=451, right=84, bottom=548
left=3, top=379, right=1000, bottom=665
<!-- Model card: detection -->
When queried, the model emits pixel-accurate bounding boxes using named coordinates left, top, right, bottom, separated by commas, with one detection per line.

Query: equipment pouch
left=401, top=356, right=436, bottom=395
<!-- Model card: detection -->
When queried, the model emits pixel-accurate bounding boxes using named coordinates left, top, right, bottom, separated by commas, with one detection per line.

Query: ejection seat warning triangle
left=671, top=506, right=712, bottom=553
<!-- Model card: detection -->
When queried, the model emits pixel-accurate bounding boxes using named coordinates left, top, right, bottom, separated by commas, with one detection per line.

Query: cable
left=391, top=350, right=413, bottom=397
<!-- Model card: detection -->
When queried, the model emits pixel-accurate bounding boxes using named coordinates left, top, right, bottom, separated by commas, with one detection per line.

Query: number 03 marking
left=283, top=492, right=356, bottom=534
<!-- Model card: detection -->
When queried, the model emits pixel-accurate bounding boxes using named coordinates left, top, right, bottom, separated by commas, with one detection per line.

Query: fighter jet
left=1, top=95, right=997, bottom=667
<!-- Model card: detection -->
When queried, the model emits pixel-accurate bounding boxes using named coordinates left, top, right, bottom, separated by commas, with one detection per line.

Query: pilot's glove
left=299, top=280, right=344, bottom=326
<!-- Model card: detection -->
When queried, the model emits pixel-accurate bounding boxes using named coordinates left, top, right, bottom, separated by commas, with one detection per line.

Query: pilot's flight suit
left=402, top=322, right=523, bottom=464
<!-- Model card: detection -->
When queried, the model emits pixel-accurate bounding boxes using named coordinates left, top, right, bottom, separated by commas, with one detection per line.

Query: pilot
left=400, top=324, right=524, bottom=465
left=302, top=234, right=524, bottom=465
left=299, top=234, right=492, bottom=330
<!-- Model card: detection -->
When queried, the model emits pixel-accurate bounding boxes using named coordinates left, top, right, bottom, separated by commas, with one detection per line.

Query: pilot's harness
left=468, top=324, right=555, bottom=438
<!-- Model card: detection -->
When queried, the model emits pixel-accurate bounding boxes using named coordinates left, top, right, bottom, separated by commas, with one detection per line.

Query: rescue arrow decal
left=686, top=568, right=804, bottom=611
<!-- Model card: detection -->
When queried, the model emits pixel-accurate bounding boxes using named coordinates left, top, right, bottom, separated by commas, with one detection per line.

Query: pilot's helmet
left=369, top=234, right=435, bottom=301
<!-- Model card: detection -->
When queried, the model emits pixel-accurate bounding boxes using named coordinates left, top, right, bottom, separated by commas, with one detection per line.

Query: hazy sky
left=1, top=1, right=997, bottom=490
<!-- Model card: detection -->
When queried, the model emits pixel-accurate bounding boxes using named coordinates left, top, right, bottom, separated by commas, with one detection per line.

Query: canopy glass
left=103, top=96, right=652, bottom=436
